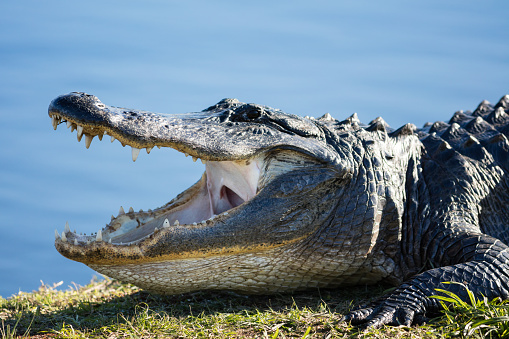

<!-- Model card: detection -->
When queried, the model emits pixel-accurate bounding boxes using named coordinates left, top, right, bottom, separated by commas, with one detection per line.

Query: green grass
left=1, top=278, right=507, bottom=338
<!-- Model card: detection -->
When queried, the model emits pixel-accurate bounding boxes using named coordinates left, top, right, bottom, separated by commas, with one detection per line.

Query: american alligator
left=49, top=92, right=509, bottom=328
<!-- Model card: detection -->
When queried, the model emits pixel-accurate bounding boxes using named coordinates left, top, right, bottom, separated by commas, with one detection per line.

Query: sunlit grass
left=430, top=282, right=509, bottom=338
left=2, top=277, right=508, bottom=338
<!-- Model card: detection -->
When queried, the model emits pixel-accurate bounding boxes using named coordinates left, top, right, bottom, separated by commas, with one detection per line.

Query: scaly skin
left=49, top=92, right=509, bottom=328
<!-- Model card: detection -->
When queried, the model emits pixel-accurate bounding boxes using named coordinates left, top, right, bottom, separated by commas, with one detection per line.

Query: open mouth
left=51, top=112, right=266, bottom=247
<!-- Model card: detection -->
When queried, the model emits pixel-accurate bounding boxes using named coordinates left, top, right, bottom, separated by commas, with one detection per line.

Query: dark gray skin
left=49, top=92, right=509, bottom=328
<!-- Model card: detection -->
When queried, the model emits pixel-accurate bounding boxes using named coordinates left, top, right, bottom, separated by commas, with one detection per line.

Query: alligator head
left=49, top=92, right=365, bottom=294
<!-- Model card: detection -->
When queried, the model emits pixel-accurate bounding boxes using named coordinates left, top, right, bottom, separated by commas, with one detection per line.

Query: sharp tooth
left=77, top=125, right=84, bottom=141
left=185, top=153, right=189, bottom=157
left=61, top=231, right=67, bottom=242
left=223, top=212, right=229, bottom=216
left=109, top=238, right=112, bottom=244
left=96, top=230, right=102, bottom=242
left=85, top=134, right=93, bottom=148
left=163, top=219, right=170, bottom=228
left=52, top=116, right=59, bottom=130
left=111, top=136, right=116, bottom=143
left=174, top=220, right=179, bottom=226
left=111, top=215, right=115, bottom=220
left=200, top=159, right=207, bottom=164
left=119, top=206, right=125, bottom=215
left=146, top=147, right=153, bottom=154
left=65, top=221, right=70, bottom=233
left=154, top=227, right=159, bottom=232
left=97, top=134, right=103, bottom=141
left=71, top=124, right=76, bottom=132
left=132, top=147, right=140, bottom=162
left=129, top=207, right=134, bottom=213
left=139, top=209, right=143, bottom=213
left=201, top=220, right=206, bottom=224
left=74, top=239, right=78, bottom=245
left=192, top=222, right=197, bottom=226
left=66, top=121, right=72, bottom=128
left=55, top=229, right=60, bottom=240
left=192, top=156, right=198, bottom=162
left=157, top=145, right=161, bottom=149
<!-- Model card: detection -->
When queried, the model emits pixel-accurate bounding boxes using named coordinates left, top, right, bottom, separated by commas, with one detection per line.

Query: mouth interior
left=103, top=157, right=263, bottom=244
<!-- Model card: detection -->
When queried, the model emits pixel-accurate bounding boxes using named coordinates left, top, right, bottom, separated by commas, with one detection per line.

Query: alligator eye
left=246, top=107, right=262, bottom=120
left=234, top=104, right=263, bottom=121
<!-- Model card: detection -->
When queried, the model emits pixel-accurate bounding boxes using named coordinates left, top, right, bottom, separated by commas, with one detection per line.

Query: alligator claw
left=343, top=285, right=427, bottom=328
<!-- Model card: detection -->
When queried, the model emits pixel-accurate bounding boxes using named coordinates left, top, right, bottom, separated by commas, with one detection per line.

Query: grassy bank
left=1, top=278, right=507, bottom=338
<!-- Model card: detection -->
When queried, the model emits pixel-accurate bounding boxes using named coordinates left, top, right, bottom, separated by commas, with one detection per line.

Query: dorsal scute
left=337, top=112, right=360, bottom=131
left=495, top=94, right=509, bottom=110
left=389, top=123, right=416, bottom=138
left=428, top=121, right=449, bottom=135
left=366, top=117, right=390, bottom=133
left=318, top=112, right=334, bottom=122
left=449, top=110, right=474, bottom=126
left=486, top=107, right=509, bottom=127
left=472, top=99, right=493, bottom=118
left=419, top=96, right=509, bottom=172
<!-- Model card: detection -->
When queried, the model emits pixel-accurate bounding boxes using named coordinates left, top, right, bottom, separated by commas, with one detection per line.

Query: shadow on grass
left=1, top=280, right=389, bottom=337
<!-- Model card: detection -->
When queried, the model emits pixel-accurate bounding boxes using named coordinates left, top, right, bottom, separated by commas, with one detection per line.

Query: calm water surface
left=0, top=0, right=508, bottom=297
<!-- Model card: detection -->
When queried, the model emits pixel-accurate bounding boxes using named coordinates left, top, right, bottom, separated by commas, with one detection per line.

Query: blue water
left=0, top=0, right=508, bottom=298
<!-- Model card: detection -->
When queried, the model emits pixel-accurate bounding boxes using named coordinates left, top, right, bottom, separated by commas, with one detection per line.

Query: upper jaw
left=48, top=92, right=338, bottom=164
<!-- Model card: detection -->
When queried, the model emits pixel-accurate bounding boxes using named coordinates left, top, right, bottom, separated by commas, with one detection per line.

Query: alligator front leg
left=343, top=232, right=509, bottom=328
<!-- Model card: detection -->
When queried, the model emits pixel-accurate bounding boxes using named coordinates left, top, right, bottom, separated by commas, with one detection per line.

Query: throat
left=205, top=159, right=261, bottom=216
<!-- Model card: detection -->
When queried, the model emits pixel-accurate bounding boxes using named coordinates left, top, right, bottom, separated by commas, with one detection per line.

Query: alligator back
left=416, top=95, right=509, bottom=243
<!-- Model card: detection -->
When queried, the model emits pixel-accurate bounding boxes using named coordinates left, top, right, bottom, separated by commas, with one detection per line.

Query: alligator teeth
left=200, top=159, right=207, bottom=164
left=61, top=231, right=67, bottom=242
left=129, top=207, right=134, bottom=213
left=74, top=239, right=78, bottom=245
left=96, top=230, right=103, bottom=242
left=192, top=156, right=198, bottom=162
left=55, top=229, right=60, bottom=240
left=111, top=136, right=116, bottom=143
left=85, top=134, right=93, bottom=148
left=146, top=147, right=153, bottom=154
left=157, top=145, right=161, bottom=149
left=77, top=125, right=84, bottom=141
left=71, top=124, right=76, bottom=132
left=132, top=147, right=140, bottom=162
left=65, top=221, right=70, bottom=233
left=192, top=222, right=197, bottom=226
left=97, top=134, right=103, bottom=141
left=174, top=220, right=179, bottom=226
left=52, top=115, right=59, bottom=130
left=111, top=215, right=115, bottom=221
left=108, top=238, right=112, bottom=244
left=163, top=219, right=170, bottom=228
left=66, top=121, right=72, bottom=128
left=119, top=206, right=125, bottom=215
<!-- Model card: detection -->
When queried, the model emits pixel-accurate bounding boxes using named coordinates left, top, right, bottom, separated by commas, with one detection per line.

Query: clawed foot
left=341, top=284, right=428, bottom=329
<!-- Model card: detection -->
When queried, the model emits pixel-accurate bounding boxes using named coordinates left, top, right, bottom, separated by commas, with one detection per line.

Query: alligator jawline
left=51, top=112, right=266, bottom=248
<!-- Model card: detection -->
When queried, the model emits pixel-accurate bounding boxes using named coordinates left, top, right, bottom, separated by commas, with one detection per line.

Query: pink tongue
left=205, top=160, right=260, bottom=216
